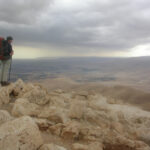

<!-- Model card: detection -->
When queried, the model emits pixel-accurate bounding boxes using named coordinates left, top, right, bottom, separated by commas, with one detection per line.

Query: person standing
left=0, top=36, right=14, bottom=86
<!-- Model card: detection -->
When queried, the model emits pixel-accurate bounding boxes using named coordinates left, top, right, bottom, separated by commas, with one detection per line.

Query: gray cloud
left=0, top=0, right=52, bottom=24
left=0, top=0, right=150, bottom=55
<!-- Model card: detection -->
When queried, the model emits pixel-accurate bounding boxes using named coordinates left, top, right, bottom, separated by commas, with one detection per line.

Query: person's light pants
left=0, top=58, right=11, bottom=82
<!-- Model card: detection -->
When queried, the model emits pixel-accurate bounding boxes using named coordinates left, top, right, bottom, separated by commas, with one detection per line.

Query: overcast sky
left=0, top=0, right=150, bottom=58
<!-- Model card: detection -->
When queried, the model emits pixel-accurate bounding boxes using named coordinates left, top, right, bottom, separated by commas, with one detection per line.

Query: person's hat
left=7, top=36, right=13, bottom=41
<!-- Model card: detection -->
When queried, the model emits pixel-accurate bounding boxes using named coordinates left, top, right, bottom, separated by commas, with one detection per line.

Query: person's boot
left=0, top=81, right=4, bottom=86
left=1, top=81, right=10, bottom=86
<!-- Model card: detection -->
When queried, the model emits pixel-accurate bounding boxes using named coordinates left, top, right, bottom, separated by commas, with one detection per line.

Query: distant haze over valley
left=11, top=56, right=150, bottom=92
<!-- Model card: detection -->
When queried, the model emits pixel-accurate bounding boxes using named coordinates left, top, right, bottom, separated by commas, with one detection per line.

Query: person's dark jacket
left=3, top=40, right=12, bottom=59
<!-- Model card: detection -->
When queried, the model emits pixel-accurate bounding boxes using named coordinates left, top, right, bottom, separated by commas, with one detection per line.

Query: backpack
left=0, top=37, right=5, bottom=60
left=0, top=37, right=9, bottom=60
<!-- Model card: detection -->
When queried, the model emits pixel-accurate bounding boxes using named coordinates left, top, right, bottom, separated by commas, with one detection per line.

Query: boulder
left=38, top=106, right=68, bottom=123
left=23, top=88, right=50, bottom=105
left=33, top=118, right=54, bottom=131
left=61, top=121, right=80, bottom=140
left=0, top=110, right=13, bottom=125
left=39, top=143, right=67, bottom=150
left=11, top=98, right=40, bottom=117
left=72, top=91, right=89, bottom=100
left=0, top=87, right=10, bottom=106
left=49, top=123, right=64, bottom=136
left=69, top=100, right=86, bottom=119
left=10, top=79, right=25, bottom=97
left=0, top=116, right=43, bottom=150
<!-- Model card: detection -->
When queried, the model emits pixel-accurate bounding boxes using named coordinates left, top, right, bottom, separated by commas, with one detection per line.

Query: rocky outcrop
left=0, top=116, right=43, bottom=150
left=0, top=79, right=150, bottom=150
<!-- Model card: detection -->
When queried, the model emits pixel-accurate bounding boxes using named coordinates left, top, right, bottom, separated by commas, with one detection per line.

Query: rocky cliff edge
left=0, top=79, right=150, bottom=150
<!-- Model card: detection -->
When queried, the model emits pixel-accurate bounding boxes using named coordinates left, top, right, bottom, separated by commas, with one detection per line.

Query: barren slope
left=0, top=79, right=150, bottom=150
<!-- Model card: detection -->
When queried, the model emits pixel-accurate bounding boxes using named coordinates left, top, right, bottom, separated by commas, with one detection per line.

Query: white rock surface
left=11, top=98, right=40, bottom=117
left=0, top=110, right=13, bottom=125
left=39, top=144, right=67, bottom=150
left=0, top=79, right=150, bottom=150
left=0, top=116, right=43, bottom=150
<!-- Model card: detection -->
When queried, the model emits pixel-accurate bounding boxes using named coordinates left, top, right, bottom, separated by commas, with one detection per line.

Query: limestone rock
left=61, top=121, right=80, bottom=140
left=50, top=95, right=67, bottom=108
left=88, top=142, right=103, bottom=150
left=49, top=123, right=64, bottom=136
left=111, top=121, right=124, bottom=134
left=23, top=88, right=50, bottom=105
left=72, top=143, right=88, bottom=150
left=39, top=143, right=67, bottom=150
left=10, top=78, right=25, bottom=97
left=53, top=89, right=65, bottom=94
left=71, top=91, right=89, bottom=100
left=0, top=110, right=13, bottom=125
left=72, top=142, right=103, bottom=150
left=77, top=91, right=89, bottom=97
left=88, top=96, right=109, bottom=112
left=69, top=100, right=86, bottom=119
left=0, top=79, right=150, bottom=150
left=11, top=98, right=40, bottom=117
left=38, top=106, right=68, bottom=123
left=0, top=116, right=43, bottom=150
left=0, top=87, right=10, bottom=106
left=33, top=118, right=54, bottom=131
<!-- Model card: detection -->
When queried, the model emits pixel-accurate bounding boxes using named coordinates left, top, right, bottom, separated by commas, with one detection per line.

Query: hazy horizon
left=12, top=55, right=150, bottom=60
left=9, top=56, right=150, bottom=93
